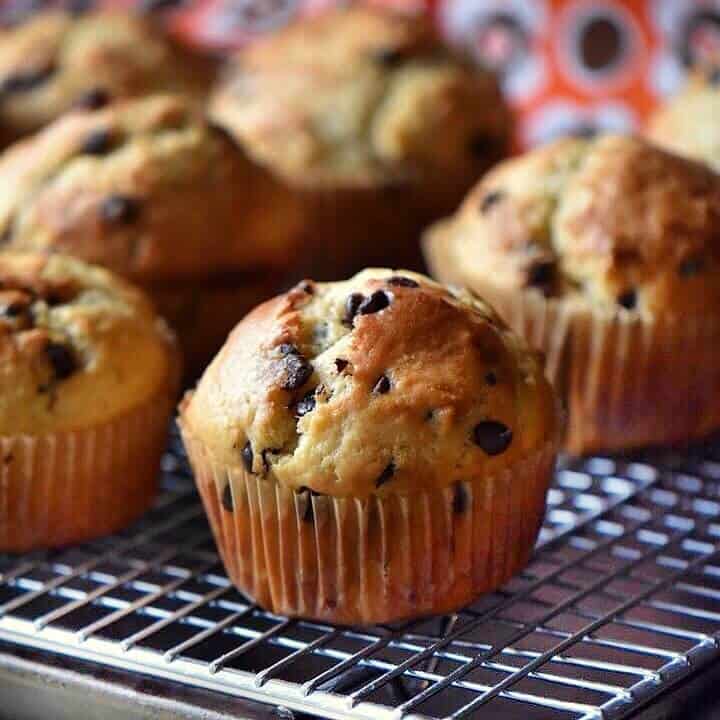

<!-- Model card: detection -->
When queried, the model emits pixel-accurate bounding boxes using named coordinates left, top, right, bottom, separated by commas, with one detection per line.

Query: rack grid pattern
left=3, top=429, right=720, bottom=719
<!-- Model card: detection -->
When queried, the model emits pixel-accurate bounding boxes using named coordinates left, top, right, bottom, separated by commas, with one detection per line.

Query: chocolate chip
left=344, top=292, right=364, bottom=326
left=376, top=461, right=395, bottom=488
left=373, top=374, right=391, bottom=395
left=473, top=421, right=513, bottom=456
left=708, top=67, right=720, bottom=86
left=297, top=486, right=321, bottom=523
left=1, top=64, right=56, bottom=94
left=485, top=371, right=497, bottom=386
left=45, top=341, right=77, bottom=381
left=372, top=47, right=405, bottom=66
left=139, top=0, right=184, bottom=11
left=278, top=344, right=313, bottom=391
left=617, top=289, right=637, bottom=310
left=387, top=275, right=419, bottom=288
left=1, top=300, right=27, bottom=317
left=334, top=358, right=349, bottom=374
left=294, top=391, right=316, bottom=418
left=678, top=256, right=704, bottom=277
left=453, top=483, right=468, bottom=515
left=294, top=280, right=314, bottom=294
left=527, top=261, right=556, bottom=290
left=261, top=448, right=279, bottom=472
left=0, top=223, right=12, bottom=245
left=221, top=484, right=234, bottom=512
left=480, top=190, right=504, bottom=214
left=80, top=129, right=115, bottom=156
left=100, top=195, right=141, bottom=224
left=74, top=87, right=110, bottom=111
left=469, top=133, right=498, bottom=160
left=241, top=441, right=254, bottom=473
left=358, top=290, right=391, bottom=316
left=66, top=0, right=94, bottom=15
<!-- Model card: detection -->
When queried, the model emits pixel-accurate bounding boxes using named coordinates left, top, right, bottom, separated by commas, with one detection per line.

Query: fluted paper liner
left=181, top=423, right=556, bottom=625
left=0, top=388, right=174, bottom=552
left=424, top=236, right=720, bottom=455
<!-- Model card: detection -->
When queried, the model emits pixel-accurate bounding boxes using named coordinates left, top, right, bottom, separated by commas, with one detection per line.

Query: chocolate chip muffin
left=0, top=93, right=305, bottom=378
left=424, top=134, right=720, bottom=454
left=647, top=67, right=720, bottom=171
left=209, top=5, right=510, bottom=276
left=0, top=252, right=178, bottom=551
left=0, top=8, right=213, bottom=147
left=179, top=269, right=558, bottom=624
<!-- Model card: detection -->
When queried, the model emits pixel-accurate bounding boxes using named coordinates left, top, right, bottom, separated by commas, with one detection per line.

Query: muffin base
left=181, top=421, right=556, bottom=625
left=425, top=236, right=720, bottom=454
left=0, top=385, right=175, bottom=553
left=148, top=271, right=285, bottom=383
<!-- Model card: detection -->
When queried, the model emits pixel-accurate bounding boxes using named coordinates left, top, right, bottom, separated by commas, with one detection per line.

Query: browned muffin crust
left=182, top=269, right=557, bottom=500
left=0, top=93, right=305, bottom=283
left=0, top=9, right=214, bottom=146
left=426, top=134, right=720, bottom=318
left=210, top=5, right=510, bottom=190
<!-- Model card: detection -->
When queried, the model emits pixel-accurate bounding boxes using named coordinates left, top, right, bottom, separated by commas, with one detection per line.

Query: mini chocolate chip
left=485, top=371, right=497, bottom=386
left=469, top=133, right=498, bottom=159
left=527, top=261, right=556, bottom=289
left=1, top=64, right=56, bottom=94
left=2, top=300, right=27, bottom=317
left=241, top=441, right=254, bottom=473
left=678, top=256, right=704, bottom=277
left=358, top=290, right=391, bottom=316
left=45, top=341, right=77, bottom=381
left=100, top=195, right=141, bottom=224
left=480, top=190, right=504, bottom=214
left=278, top=344, right=313, bottom=391
left=334, top=358, right=349, bottom=374
left=708, top=67, right=720, bottom=86
left=74, top=87, right=110, bottom=110
left=387, top=275, right=419, bottom=288
left=294, top=391, right=316, bottom=418
left=0, top=224, right=12, bottom=245
left=221, top=484, right=234, bottom=512
left=617, top=289, right=637, bottom=310
left=66, top=0, right=94, bottom=15
left=295, top=280, right=314, bottom=294
left=372, top=47, right=405, bottom=66
left=344, top=293, right=364, bottom=326
left=453, top=483, right=468, bottom=515
left=373, top=374, right=391, bottom=394
left=473, top=421, right=513, bottom=456
left=297, top=486, right=321, bottom=523
left=376, top=461, right=395, bottom=488
left=261, top=448, right=279, bottom=472
left=80, top=129, right=114, bottom=156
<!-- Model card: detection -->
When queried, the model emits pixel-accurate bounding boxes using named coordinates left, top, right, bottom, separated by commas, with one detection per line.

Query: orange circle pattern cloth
left=2, top=0, right=718, bottom=150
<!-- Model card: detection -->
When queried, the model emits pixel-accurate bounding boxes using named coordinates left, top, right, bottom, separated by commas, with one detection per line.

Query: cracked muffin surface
left=0, top=93, right=304, bottom=282
left=425, top=134, right=720, bottom=319
left=181, top=269, right=557, bottom=500
left=209, top=5, right=509, bottom=189
left=0, top=252, right=177, bottom=435
left=0, top=9, right=212, bottom=146
left=647, top=67, right=720, bottom=172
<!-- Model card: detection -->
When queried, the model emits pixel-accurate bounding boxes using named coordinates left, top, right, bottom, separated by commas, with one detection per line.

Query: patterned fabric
left=2, top=0, right=718, bottom=148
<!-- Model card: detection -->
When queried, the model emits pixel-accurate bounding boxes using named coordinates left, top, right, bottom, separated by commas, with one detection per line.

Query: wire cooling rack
left=3, top=428, right=720, bottom=720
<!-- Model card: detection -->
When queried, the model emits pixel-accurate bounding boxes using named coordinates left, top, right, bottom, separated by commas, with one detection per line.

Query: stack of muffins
left=2, top=3, right=720, bottom=628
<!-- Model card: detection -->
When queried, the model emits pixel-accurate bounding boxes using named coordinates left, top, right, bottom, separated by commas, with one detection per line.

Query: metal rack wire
left=3, top=428, right=720, bottom=720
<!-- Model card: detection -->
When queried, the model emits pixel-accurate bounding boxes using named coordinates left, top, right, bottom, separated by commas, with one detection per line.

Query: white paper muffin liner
left=181, top=421, right=557, bottom=625
left=0, top=387, right=175, bottom=552
left=424, top=237, right=720, bottom=454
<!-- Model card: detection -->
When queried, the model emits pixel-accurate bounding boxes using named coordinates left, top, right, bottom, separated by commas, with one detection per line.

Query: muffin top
left=209, top=5, right=509, bottom=188
left=181, top=269, right=557, bottom=499
left=0, top=252, right=177, bottom=435
left=0, top=9, right=212, bottom=146
left=424, top=134, right=720, bottom=318
left=0, top=93, right=304, bottom=283
left=647, top=68, right=720, bottom=172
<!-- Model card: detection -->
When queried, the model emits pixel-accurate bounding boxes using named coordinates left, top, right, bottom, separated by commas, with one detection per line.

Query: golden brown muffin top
left=0, top=9, right=213, bottom=145
left=647, top=67, right=720, bottom=172
left=0, top=252, right=177, bottom=435
left=0, top=93, right=305, bottom=282
left=424, top=134, right=720, bottom=318
left=209, top=5, right=509, bottom=188
left=181, top=269, right=557, bottom=499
